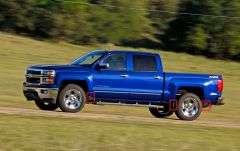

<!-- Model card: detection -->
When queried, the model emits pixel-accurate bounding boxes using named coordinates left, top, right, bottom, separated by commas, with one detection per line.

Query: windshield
left=70, top=51, right=107, bottom=66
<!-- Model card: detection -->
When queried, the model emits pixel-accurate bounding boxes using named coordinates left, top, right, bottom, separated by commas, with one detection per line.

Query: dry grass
left=0, top=114, right=239, bottom=151
left=0, top=32, right=239, bottom=122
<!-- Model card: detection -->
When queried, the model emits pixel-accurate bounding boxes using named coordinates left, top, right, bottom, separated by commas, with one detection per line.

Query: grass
left=0, top=32, right=240, bottom=151
left=0, top=32, right=240, bottom=123
left=0, top=114, right=239, bottom=151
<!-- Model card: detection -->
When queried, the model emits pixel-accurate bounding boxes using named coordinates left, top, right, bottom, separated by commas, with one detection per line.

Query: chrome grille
left=26, top=77, right=41, bottom=83
left=25, top=69, right=54, bottom=84
left=26, top=70, right=41, bottom=75
left=25, top=70, right=42, bottom=84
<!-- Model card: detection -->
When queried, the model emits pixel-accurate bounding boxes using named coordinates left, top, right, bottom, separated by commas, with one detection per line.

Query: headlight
left=42, top=70, right=55, bottom=76
left=42, top=70, right=55, bottom=84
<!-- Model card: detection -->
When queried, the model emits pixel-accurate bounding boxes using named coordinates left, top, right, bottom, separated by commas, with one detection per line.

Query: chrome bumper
left=216, top=97, right=225, bottom=105
left=23, top=86, right=59, bottom=103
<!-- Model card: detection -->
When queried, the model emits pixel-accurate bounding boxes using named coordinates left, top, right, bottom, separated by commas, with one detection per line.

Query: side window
left=102, top=53, right=127, bottom=71
left=133, top=55, right=157, bottom=72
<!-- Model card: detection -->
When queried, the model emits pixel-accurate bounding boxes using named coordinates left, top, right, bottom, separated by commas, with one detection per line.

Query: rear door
left=128, top=53, right=164, bottom=102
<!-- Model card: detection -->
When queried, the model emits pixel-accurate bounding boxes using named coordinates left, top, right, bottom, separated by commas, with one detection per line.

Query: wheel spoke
left=182, top=97, right=199, bottom=118
left=64, top=89, right=83, bottom=110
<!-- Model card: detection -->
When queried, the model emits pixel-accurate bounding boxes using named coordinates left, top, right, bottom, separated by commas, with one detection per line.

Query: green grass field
left=0, top=32, right=239, bottom=150
left=0, top=114, right=239, bottom=151
left=0, top=32, right=239, bottom=122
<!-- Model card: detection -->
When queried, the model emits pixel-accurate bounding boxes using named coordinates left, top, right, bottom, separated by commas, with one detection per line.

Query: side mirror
left=98, top=62, right=109, bottom=69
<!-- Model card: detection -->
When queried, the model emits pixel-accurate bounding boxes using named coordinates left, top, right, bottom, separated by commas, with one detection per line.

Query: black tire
left=149, top=107, right=174, bottom=118
left=35, top=100, right=58, bottom=111
left=58, top=84, right=86, bottom=113
left=175, top=93, right=202, bottom=121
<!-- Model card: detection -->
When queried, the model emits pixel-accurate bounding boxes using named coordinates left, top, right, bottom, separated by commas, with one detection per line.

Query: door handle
left=120, top=74, right=128, bottom=78
left=154, top=76, right=161, bottom=79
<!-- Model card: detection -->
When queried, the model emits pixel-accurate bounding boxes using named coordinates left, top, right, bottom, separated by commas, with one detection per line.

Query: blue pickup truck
left=23, top=50, right=224, bottom=120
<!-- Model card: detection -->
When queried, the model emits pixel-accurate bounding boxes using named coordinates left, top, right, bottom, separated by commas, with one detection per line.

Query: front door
left=92, top=52, right=129, bottom=100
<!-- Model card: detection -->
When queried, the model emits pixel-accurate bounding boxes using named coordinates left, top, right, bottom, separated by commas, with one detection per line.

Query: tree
left=0, top=0, right=239, bottom=60
left=0, top=0, right=33, bottom=32
left=84, top=0, right=154, bottom=45
left=148, top=0, right=179, bottom=32
left=164, top=0, right=240, bottom=59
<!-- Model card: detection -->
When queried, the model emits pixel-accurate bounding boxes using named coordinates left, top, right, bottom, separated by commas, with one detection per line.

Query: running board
left=96, top=101, right=164, bottom=108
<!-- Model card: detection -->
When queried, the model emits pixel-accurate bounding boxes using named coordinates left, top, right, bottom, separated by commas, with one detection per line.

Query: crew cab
left=23, top=50, right=224, bottom=120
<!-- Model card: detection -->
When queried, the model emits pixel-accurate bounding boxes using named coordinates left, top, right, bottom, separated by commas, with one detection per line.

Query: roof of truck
left=94, top=50, right=159, bottom=55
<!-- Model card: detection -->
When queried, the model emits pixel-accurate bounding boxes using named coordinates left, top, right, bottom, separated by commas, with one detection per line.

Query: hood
left=27, top=64, right=91, bottom=71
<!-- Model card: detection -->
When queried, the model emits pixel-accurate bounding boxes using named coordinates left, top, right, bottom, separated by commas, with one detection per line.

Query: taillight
left=218, top=79, right=223, bottom=92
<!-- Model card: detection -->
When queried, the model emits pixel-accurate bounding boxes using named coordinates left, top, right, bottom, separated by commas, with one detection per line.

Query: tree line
left=0, top=0, right=239, bottom=60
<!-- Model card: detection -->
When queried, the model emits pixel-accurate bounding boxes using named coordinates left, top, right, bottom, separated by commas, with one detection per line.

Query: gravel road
left=0, top=107, right=239, bottom=127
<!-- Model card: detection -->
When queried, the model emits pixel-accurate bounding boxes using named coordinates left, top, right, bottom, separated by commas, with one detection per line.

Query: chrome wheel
left=182, top=97, right=199, bottom=118
left=64, top=89, right=82, bottom=110
left=175, top=93, right=202, bottom=121
left=59, top=84, right=86, bottom=113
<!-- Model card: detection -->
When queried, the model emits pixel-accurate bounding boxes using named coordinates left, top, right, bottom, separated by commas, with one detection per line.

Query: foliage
left=0, top=0, right=240, bottom=60
left=164, top=0, right=240, bottom=59
left=148, top=0, right=179, bottom=32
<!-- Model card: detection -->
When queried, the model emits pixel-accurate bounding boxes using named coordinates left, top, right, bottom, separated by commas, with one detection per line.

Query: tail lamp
left=217, top=79, right=223, bottom=92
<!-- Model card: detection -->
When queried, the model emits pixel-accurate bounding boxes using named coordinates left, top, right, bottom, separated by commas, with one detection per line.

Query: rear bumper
left=23, top=84, right=59, bottom=103
left=216, top=97, right=224, bottom=105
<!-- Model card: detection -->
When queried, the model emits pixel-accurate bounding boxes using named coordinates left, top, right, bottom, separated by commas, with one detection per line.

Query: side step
left=96, top=101, right=164, bottom=108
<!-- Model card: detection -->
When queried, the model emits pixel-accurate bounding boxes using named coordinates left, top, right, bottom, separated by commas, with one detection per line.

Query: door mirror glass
left=98, top=62, right=109, bottom=69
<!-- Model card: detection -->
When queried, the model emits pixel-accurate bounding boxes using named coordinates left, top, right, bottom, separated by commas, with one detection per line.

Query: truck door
left=128, top=53, right=164, bottom=102
left=92, top=52, right=129, bottom=100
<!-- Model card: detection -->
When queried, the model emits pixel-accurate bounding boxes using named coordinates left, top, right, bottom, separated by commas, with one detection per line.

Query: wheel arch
left=177, top=86, right=205, bottom=100
left=59, top=80, right=89, bottom=93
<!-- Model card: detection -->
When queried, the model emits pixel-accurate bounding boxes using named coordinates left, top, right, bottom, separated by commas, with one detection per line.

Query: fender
left=163, top=77, right=214, bottom=103
left=55, top=71, right=93, bottom=92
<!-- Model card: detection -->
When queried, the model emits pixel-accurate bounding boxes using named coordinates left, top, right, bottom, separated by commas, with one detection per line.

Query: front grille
left=25, top=69, right=54, bottom=84
left=26, top=77, right=41, bottom=83
left=26, top=69, right=42, bottom=84
left=26, top=70, right=41, bottom=75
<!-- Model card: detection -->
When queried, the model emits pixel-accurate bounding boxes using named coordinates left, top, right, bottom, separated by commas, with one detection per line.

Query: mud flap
left=169, top=99, right=178, bottom=111
left=86, top=92, right=96, bottom=104
left=202, top=100, right=212, bottom=112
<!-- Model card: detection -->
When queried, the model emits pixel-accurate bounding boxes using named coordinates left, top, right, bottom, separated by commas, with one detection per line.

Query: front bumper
left=23, top=84, right=59, bottom=103
left=216, top=97, right=225, bottom=105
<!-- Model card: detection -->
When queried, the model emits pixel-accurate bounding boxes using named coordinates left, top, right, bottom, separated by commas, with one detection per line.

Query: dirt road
left=0, top=107, right=239, bottom=127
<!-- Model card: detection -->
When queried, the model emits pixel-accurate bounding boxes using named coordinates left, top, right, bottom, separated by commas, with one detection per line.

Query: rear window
left=132, top=55, right=157, bottom=72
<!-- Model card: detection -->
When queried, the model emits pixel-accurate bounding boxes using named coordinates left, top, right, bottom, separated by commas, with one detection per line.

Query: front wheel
left=35, top=100, right=58, bottom=111
left=175, top=93, right=202, bottom=121
left=58, top=84, right=86, bottom=113
left=149, top=107, right=174, bottom=118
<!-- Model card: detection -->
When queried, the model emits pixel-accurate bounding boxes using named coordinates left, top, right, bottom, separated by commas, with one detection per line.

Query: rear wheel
left=175, top=93, right=202, bottom=121
left=35, top=100, right=58, bottom=111
left=149, top=107, right=174, bottom=118
left=58, top=84, right=86, bottom=113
